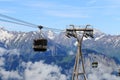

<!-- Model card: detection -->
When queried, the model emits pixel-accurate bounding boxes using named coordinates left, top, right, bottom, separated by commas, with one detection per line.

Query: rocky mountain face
left=0, top=27, right=120, bottom=80
left=83, top=30, right=120, bottom=61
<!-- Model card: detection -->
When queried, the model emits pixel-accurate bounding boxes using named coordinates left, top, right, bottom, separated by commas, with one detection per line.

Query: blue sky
left=0, top=0, right=120, bottom=34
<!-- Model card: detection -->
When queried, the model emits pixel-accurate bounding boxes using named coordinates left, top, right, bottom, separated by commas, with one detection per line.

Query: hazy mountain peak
left=94, top=28, right=105, bottom=36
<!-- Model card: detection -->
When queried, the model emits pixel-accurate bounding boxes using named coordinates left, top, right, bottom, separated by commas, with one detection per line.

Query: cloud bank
left=24, top=61, right=67, bottom=80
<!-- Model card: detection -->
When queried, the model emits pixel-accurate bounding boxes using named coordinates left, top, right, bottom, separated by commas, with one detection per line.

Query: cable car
left=91, top=56, right=98, bottom=68
left=119, top=72, right=120, bottom=76
left=92, top=62, right=98, bottom=68
left=33, top=26, right=47, bottom=52
left=118, top=69, right=120, bottom=76
left=33, top=39, right=47, bottom=51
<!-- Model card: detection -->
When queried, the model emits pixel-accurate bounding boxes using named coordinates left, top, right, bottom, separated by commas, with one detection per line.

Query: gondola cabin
left=92, top=62, right=98, bottom=68
left=33, top=39, right=47, bottom=52
left=118, top=69, right=120, bottom=76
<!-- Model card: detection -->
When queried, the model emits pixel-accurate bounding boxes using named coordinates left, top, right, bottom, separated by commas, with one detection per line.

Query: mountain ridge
left=0, top=27, right=120, bottom=58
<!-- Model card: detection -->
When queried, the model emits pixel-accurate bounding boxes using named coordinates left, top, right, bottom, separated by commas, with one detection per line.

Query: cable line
left=0, top=13, right=37, bottom=27
left=0, top=18, right=36, bottom=28
left=0, top=13, right=64, bottom=32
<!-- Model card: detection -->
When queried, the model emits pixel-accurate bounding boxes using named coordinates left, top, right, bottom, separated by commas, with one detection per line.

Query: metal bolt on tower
left=66, top=24, right=94, bottom=80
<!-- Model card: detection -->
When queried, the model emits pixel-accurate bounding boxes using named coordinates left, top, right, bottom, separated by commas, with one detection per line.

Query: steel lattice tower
left=66, top=25, right=94, bottom=80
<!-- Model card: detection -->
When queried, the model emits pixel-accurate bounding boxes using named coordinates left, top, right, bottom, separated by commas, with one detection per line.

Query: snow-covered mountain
left=83, top=30, right=120, bottom=61
left=0, top=28, right=14, bottom=41
left=0, top=27, right=120, bottom=61
left=0, top=27, right=120, bottom=80
left=0, top=27, right=120, bottom=62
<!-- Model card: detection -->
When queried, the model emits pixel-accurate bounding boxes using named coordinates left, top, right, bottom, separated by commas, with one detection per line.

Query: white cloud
left=0, top=57, right=5, bottom=66
left=0, top=60, right=67, bottom=80
left=24, top=61, right=67, bottom=80
left=88, top=73, right=100, bottom=80
left=0, top=47, right=6, bottom=56
left=0, top=48, right=21, bottom=80
left=102, top=73, right=119, bottom=80
left=0, top=69, right=23, bottom=80
left=85, top=54, right=120, bottom=80
left=88, top=72, right=120, bottom=80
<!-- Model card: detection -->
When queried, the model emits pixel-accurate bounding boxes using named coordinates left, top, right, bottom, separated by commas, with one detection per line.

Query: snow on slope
left=95, top=35, right=105, bottom=41
left=47, top=30, right=55, bottom=40
left=0, top=28, right=14, bottom=41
